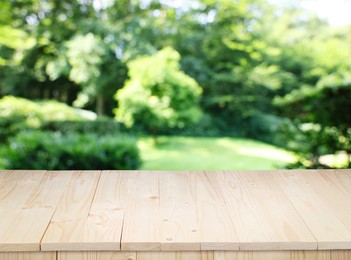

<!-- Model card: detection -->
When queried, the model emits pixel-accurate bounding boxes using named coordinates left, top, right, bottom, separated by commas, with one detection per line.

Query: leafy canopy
left=115, top=47, right=202, bottom=133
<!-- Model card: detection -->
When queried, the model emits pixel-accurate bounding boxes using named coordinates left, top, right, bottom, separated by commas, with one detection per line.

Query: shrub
left=115, top=47, right=202, bottom=139
left=0, top=96, right=96, bottom=140
left=0, top=131, right=141, bottom=170
left=274, top=120, right=348, bottom=168
left=42, top=117, right=120, bottom=135
left=244, top=113, right=284, bottom=143
left=157, top=114, right=221, bottom=137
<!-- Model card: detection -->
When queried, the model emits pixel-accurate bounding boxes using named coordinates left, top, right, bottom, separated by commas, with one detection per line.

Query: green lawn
left=138, top=136, right=296, bottom=170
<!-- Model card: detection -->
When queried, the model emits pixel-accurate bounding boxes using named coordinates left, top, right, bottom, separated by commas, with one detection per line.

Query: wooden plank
left=235, top=171, right=317, bottom=250
left=1, top=170, right=351, bottom=254
left=121, top=171, right=160, bottom=251
left=0, top=170, right=46, bottom=209
left=325, top=170, right=351, bottom=197
left=41, top=171, right=102, bottom=251
left=58, top=251, right=136, bottom=260
left=0, top=170, right=11, bottom=182
left=0, top=208, right=55, bottom=251
left=136, top=252, right=176, bottom=260
left=136, top=252, right=213, bottom=260
left=275, top=170, right=351, bottom=250
left=303, top=171, right=351, bottom=232
left=23, top=171, right=72, bottom=209
left=80, top=171, right=125, bottom=250
left=176, top=251, right=214, bottom=260
left=159, top=171, right=200, bottom=251
left=214, top=251, right=289, bottom=260
left=0, top=171, right=71, bottom=251
left=214, top=251, right=332, bottom=260
left=196, top=171, right=239, bottom=250
left=330, top=250, right=351, bottom=260
left=209, top=171, right=315, bottom=250
left=0, top=252, right=56, bottom=260
left=208, top=170, right=273, bottom=250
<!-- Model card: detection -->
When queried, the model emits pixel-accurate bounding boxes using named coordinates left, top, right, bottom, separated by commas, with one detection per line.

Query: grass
left=138, top=136, right=296, bottom=170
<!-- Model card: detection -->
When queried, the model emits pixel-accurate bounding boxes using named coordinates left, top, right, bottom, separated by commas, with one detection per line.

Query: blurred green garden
left=0, top=0, right=350, bottom=170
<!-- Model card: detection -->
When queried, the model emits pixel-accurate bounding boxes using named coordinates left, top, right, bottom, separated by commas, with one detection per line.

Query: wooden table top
left=0, top=170, right=350, bottom=252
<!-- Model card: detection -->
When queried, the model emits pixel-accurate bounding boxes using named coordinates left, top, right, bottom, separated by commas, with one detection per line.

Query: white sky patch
left=271, top=0, right=351, bottom=26
left=300, top=0, right=351, bottom=26
left=173, top=0, right=351, bottom=26
left=93, top=0, right=114, bottom=11
left=92, top=0, right=351, bottom=27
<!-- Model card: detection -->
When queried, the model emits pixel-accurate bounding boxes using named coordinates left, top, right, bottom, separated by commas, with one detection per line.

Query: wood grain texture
left=136, top=252, right=176, bottom=260
left=56, top=251, right=351, bottom=260
left=0, top=170, right=11, bottom=182
left=23, top=171, right=72, bottom=209
left=0, top=171, right=70, bottom=251
left=213, top=251, right=351, bottom=260
left=0, top=252, right=56, bottom=260
left=177, top=251, right=214, bottom=260
left=208, top=170, right=275, bottom=250
left=136, top=251, right=213, bottom=260
left=2, top=251, right=349, bottom=260
left=330, top=250, right=351, bottom=260
left=0, top=170, right=46, bottom=209
left=275, top=170, right=351, bottom=250
left=234, top=171, right=317, bottom=250
left=41, top=171, right=103, bottom=251
left=1, top=170, right=351, bottom=253
left=159, top=171, right=200, bottom=251
left=309, top=171, right=351, bottom=232
left=195, top=171, right=239, bottom=250
left=82, top=171, right=125, bottom=250
left=58, top=251, right=136, bottom=260
left=121, top=171, right=160, bottom=251
left=207, top=171, right=316, bottom=250
left=0, top=170, right=45, bottom=251
left=332, top=170, right=351, bottom=195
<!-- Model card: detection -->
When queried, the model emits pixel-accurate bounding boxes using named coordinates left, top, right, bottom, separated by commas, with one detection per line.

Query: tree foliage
left=1, top=0, right=351, bottom=168
left=115, top=47, right=202, bottom=138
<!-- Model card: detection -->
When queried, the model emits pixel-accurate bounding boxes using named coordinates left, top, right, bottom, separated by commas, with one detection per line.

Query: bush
left=0, top=114, right=31, bottom=141
left=0, top=131, right=141, bottom=170
left=42, top=117, right=120, bottom=135
left=274, top=120, right=349, bottom=168
left=115, top=47, right=202, bottom=138
left=154, top=113, right=284, bottom=142
left=244, top=113, right=284, bottom=143
left=0, top=96, right=96, bottom=140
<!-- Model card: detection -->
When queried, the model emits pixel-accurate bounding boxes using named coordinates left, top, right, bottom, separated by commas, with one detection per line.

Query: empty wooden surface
left=275, top=170, right=351, bottom=250
left=121, top=171, right=160, bottom=251
left=0, top=170, right=351, bottom=254
left=0, top=171, right=70, bottom=251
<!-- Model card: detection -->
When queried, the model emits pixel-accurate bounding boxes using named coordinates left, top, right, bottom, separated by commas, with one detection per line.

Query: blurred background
left=0, top=0, right=350, bottom=170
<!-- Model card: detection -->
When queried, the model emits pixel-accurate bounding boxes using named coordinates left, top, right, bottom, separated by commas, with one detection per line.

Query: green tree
left=275, top=71, right=351, bottom=168
left=169, top=0, right=284, bottom=136
left=271, top=22, right=351, bottom=168
left=0, top=0, right=132, bottom=115
left=115, top=47, right=202, bottom=142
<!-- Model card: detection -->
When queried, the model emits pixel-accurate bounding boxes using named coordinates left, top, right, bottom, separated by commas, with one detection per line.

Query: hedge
left=0, top=96, right=96, bottom=140
left=0, top=131, right=141, bottom=170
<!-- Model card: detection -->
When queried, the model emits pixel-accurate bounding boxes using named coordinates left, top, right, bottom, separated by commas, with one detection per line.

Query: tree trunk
left=96, top=95, right=104, bottom=116
left=151, top=128, right=158, bottom=146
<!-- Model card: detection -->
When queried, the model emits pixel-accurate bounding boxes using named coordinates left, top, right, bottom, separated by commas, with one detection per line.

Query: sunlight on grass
left=138, top=136, right=296, bottom=170
left=319, top=152, right=350, bottom=168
